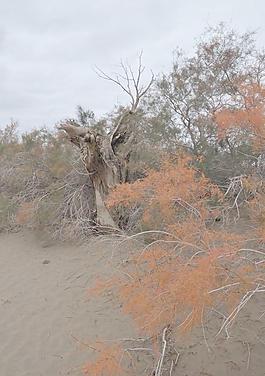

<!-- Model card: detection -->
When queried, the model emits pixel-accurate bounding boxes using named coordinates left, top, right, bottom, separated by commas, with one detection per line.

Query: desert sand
left=1, top=231, right=265, bottom=376
left=0, top=231, right=136, bottom=376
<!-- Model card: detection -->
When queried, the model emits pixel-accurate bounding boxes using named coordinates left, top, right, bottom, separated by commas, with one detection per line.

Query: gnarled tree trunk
left=58, top=56, right=153, bottom=228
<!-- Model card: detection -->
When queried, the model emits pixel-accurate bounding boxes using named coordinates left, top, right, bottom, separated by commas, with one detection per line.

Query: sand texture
left=1, top=231, right=265, bottom=375
left=0, top=231, right=135, bottom=376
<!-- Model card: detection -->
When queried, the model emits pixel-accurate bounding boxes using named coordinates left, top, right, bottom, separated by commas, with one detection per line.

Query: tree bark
left=58, top=56, right=153, bottom=228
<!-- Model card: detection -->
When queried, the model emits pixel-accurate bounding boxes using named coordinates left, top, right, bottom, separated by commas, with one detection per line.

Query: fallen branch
left=155, top=327, right=168, bottom=376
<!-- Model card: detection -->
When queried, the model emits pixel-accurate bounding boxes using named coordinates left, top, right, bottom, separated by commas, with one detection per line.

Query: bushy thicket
left=2, top=26, right=265, bottom=235
left=2, top=25, right=265, bottom=375
left=83, top=26, right=265, bottom=375
left=0, top=118, right=159, bottom=239
left=0, top=122, right=97, bottom=240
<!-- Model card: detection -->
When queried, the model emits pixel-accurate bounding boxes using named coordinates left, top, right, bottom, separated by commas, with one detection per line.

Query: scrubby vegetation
left=2, top=24, right=265, bottom=375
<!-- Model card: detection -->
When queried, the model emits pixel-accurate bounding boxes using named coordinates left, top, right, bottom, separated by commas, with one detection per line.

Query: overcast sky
left=0, top=0, right=265, bottom=131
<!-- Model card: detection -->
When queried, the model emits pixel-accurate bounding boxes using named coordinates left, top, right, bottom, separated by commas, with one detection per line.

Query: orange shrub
left=101, top=157, right=258, bottom=336
left=83, top=344, right=128, bottom=376
left=86, top=154, right=264, bottom=374
left=107, top=156, right=223, bottom=230
left=215, top=84, right=265, bottom=151
left=15, top=201, right=35, bottom=225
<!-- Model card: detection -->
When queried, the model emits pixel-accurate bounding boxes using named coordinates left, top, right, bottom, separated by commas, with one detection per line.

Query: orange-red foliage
left=113, top=228, right=251, bottom=336
left=15, top=201, right=35, bottom=225
left=86, top=155, right=265, bottom=374
left=215, top=84, right=265, bottom=151
left=107, top=156, right=223, bottom=229
left=100, top=156, right=258, bottom=338
left=83, top=344, right=128, bottom=376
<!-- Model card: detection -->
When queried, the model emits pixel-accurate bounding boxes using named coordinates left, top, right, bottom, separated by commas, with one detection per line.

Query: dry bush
left=0, top=194, right=16, bottom=230
left=104, top=157, right=259, bottom=337
left=86, top=155, right=265, bottom=374
left=15, top=201, right=35, bottom=225
left=215, top=84, right=265, bottom=153
left=0, top=125, right=98, bottom=240
left=83, top=344, right=128, bottom=376
left=107, top=156, right=222, bottom=233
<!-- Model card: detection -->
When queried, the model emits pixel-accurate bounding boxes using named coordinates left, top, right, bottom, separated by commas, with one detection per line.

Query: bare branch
left=96, top=58, right=153, bottom=112
left=96, top=54, right=154, bottom=151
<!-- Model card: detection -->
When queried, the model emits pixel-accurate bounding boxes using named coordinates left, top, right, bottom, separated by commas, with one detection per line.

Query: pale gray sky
left=0, top=0, right=265, bottom=131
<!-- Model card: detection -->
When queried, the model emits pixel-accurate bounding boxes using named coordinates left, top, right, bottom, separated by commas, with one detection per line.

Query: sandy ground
left=170, top=293, right=265, bottom=376
left=0, top=231, right=136, bottom=376
left=1, top=231, right=265, bottom=376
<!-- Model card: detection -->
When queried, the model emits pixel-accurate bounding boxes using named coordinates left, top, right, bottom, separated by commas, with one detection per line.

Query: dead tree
left=58, top=55, right=154, bottom=227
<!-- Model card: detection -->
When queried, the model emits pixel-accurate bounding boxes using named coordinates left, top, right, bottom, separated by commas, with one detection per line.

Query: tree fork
left=58, top=55, right=154, bottom=227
